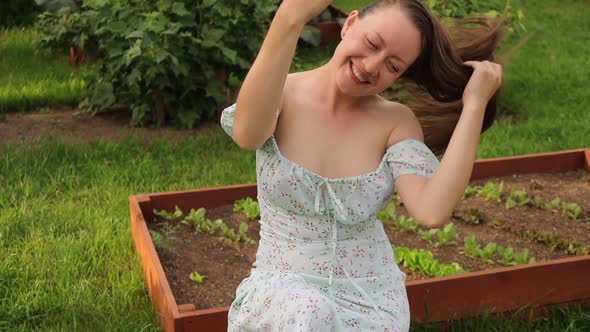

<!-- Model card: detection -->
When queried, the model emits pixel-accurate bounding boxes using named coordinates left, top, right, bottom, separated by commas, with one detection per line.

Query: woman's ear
left=341, top=10, right=360, bottom=38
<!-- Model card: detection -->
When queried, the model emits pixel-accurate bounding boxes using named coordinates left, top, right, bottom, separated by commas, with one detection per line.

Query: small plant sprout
left=149, top=230, right=174, bottom=252
left=462, top=185, right=477, bottom=199
left=505, top=189, right=531, bottom=209
left=531, top=195, right=545, bottom=209
left=544, top=197, right=561, bottom=212
left=461, top=235, right=496, bottom=264
left=514, top=248, right=536, bottom=265
left=561, top=202, right=582, bottom=220
left=394, top=215, right=419, bottom=232
left=434, top=223, right=458, bottom=247
left=463, top=208, right=485, bottom=225
left=233, top=197, right=260, bottom=220
left=491, top=218, right=503, bottom=226
left=529, top=180, right=543, bottom=190
left=393, top=246, right=468, bottom=277
left=376, top=202, right=396, bottom=226
left=153, top=205, right=184, bottom=221
left=497, top=245, right=514, bottom=265
left=182, top=207, right=206, bottom=227
left=418, top=228, right=438, bottom=245
left=238, top=222, right=256, bottom=245
left=476, top=181, right=505, bottom=202
left=189, top=272, right=207, bottom=283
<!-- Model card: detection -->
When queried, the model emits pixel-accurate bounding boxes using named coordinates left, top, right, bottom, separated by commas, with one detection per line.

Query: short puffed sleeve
left=219, top=103, right=280, bottom=141
left=220, top=103, right=238, bottom=139
left=386, top=139, right=440, bottom=180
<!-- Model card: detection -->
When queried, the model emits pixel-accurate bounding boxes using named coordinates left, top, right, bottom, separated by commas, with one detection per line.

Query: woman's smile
left=349, top=60, right=370, bottom=85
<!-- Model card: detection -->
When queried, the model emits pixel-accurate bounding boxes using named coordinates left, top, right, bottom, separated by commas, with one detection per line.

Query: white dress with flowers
left=220, top=103, right=440, bottom=331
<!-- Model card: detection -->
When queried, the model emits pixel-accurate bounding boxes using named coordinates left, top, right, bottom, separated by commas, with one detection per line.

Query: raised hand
left=462, top=60, right=503, bottom=110
left=277, top=0, right=333, bottom=27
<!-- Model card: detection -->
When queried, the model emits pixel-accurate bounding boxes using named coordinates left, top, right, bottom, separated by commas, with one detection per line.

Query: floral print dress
left=220, top=103, right=440, bottom=331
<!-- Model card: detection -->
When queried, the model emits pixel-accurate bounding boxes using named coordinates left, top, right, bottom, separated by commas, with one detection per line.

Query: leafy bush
left=35, top=6, right=99, bottom=57
left=0, top=0, right=41, bottom=27
left=55, top=0, right=279, bottom=128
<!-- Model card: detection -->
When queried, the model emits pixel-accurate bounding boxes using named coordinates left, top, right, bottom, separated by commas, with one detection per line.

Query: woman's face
left=332, top=6, right=423, bottom=97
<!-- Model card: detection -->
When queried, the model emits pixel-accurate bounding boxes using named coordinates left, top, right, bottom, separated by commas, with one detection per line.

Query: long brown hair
left=360, top=0, right=505, bottom=157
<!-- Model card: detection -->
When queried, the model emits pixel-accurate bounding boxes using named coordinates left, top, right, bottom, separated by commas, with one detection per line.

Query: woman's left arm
left=397, top=60, right=503, bottom=228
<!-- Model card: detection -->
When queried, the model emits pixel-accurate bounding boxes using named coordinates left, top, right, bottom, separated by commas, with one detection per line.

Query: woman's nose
left=362, top=56, right=382, bottom=78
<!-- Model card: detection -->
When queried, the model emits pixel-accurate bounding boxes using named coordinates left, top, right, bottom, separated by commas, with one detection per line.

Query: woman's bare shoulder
left=378, top=99, right=425, bottom=148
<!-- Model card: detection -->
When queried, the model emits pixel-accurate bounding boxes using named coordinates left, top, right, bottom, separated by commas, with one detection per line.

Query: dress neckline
left=269, top=135, right=416, bottom=182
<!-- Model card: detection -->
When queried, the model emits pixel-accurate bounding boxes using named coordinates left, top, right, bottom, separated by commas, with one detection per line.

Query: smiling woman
left=223, top=0, right=504, bottom=330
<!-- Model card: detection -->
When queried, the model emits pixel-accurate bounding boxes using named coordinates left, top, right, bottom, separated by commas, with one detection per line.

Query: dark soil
left=0, top=108, right=218, bottom=147
left=148, top=169, right=590, bottom=310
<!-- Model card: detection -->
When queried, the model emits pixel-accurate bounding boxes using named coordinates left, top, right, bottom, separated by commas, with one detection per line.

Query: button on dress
left=220, top=103, right=440, bottom=331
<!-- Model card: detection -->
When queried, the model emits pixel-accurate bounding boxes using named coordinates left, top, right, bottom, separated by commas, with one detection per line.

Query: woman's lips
left=349, top=61, right=369, bottom=85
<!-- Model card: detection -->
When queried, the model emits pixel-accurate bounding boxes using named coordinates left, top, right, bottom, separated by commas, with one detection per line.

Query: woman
left=220, top=0, right=503, bottom=330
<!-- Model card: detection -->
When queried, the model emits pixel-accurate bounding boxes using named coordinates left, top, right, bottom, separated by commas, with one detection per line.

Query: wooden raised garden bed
left=130, top=147, right=590, bottom=331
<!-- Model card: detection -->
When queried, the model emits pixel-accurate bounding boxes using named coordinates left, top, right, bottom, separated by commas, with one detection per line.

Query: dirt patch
left=0, top=108, right=220, bottom=146
left=148, top=169, right=590, bottom=310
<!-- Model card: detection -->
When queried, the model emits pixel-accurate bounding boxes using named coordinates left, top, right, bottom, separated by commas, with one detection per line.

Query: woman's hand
left=462, top=60, right=503, bottom=109
left=276, top=0, right=333, bottom=27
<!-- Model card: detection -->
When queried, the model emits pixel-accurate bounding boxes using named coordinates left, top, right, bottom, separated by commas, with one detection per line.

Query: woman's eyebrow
left=374, top=31, right=408, bottom=65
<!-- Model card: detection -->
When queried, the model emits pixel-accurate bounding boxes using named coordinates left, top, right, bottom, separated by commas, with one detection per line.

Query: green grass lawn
left=333, top=0, right=373, bottom=12
left=1, top=0, right=589, bottom=330
left=0, top=28, right=90, bottom=113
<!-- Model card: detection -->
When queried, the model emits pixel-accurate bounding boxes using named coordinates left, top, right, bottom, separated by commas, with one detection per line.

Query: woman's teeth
left=352, top=64, right=368, bottom=83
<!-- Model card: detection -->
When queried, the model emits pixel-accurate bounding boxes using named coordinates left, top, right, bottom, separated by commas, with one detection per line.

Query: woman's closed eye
left=365, top=37, right=399, bottom=73
left=366, top=37, right=378, bottom=50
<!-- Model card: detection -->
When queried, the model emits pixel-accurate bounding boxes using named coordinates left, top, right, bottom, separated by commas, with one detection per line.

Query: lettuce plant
left=505, top=189, right=531, bottom=209
left=462, top=235, right=497, bottom=264
left=233, top=197, right=260, bottom=221
left=189, top=272, right=207, bottom=283
left=544, top=197, right=561, bottom=212
left=497, top=245, right=514, bottom=265
left=376, top=202, right=396, bottom=226
left=561, top=202, right=582, bottom=220
left=394, top=215, right=419, bottom=232
left=394, top=246, right=468, bottom=277
left=476, top=181, right=505, bottom=202
left=436, top=223, right=458, bottom=247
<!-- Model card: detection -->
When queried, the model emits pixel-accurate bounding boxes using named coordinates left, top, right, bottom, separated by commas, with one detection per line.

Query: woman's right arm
left=233, top=1, right=333, bottom=150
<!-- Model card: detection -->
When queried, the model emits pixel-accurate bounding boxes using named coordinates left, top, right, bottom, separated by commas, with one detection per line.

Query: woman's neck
left=309, top=63, right=373, bottom=115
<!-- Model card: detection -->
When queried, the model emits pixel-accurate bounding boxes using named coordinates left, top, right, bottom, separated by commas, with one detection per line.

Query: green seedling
left=394, top=215, right=419, bottom=232
left=150, top=230, right=175, bottom=252
left=238, top=222, right=256, bottom=245
left=233, top=197, right=260, bottom=220
left=377, top=202, right=397, bottom=226
left=189, top=272, right=207, bottom=283
left=514, top=248, right=536, bottom=265
left=531, top=195, right=545, bottom=209
left=491, top=218, right=503, bottom=226
left=561, top=202, right=582, bottom=220
left=462, top=235, right=496, bottom=264
left=394, top=246, right=468, bottom=277
left=462, top=185, right=477, bottom=199
left=529, top=180, right=543, bottom=190
left=497, top=245, right=514, bottom=265
left=505, top=189, right=531, bottom=209
left=418, top=228, right=439, bottom=244
left=544, top=197, right=561, bottom=212
left=463, top=208, right=485, bottom=225
left=153, top=205, right=184, bottom=221
left=435, top=223, right=458, bottom=247
left=182, top=207, right=206, bottom=226
left=476, top=181, right=505, bottom=202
